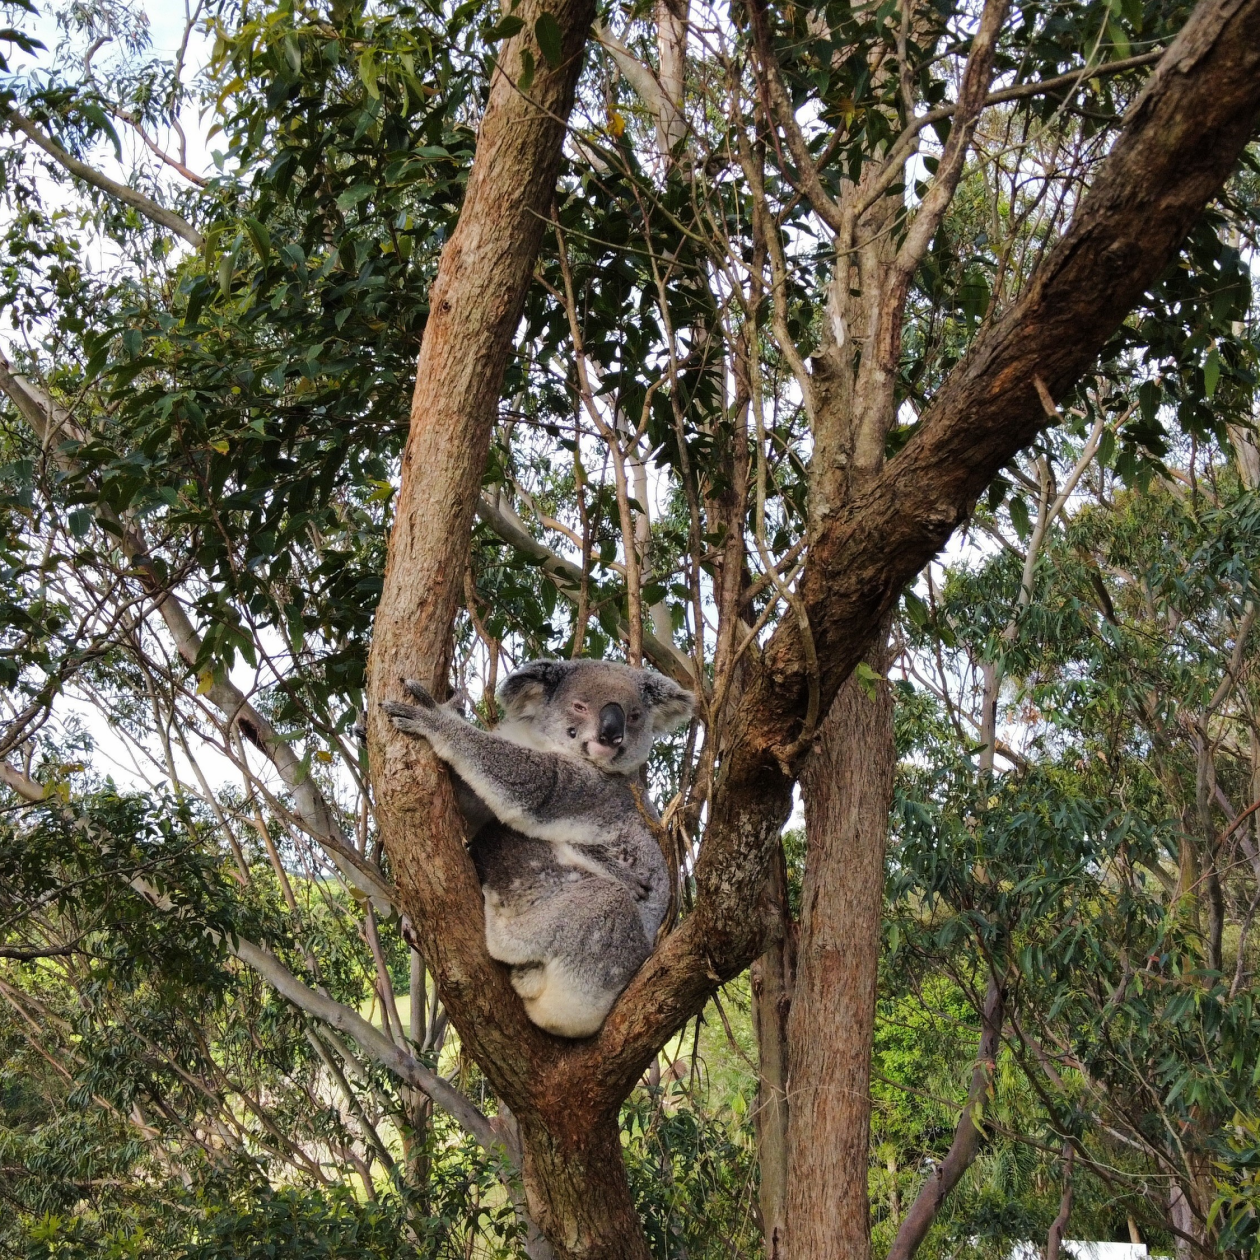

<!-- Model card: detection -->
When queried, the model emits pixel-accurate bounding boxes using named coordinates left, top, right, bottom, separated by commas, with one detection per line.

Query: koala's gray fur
left=383, top=659, right=693, bottom=1039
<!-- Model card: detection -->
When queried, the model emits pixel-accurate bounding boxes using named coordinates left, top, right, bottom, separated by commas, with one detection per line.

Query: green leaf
left=903, top=589, right=929, bottom=628
left=83, top=344, right=109, bottom=383
left=1106, top=14, right=1131, bottom=59
left=79, top=102, right=122, bottom=159
left=1097, top=426, right=1116, bottom=468
left=244, top=215, right=270, bottom=266
left=1204, top=349, right=1221, bottom=398
left=854, top=660, right=884, bottom=701
left=1009, top=495, right=1031, bottom=541
left=534, top=13, right=562, bottom=68
left=336, top=184, right=375, bottom=212
left=517, top=46, right=535, bottom=91
left=486, top=14, right=525, bottom=40
left=358, top=49, right=380, bottom=98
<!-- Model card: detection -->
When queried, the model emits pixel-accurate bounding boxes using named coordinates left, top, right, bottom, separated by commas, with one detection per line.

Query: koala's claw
left=383, top=700, right=434, bottom=736
left=403, top=679, right=437, bottom=709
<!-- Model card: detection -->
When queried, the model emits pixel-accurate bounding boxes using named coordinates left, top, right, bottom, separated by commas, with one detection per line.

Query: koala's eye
left=629, top=710, right=642, bottom=723
left=572, top=701, right=588, bottom=714
left=567, top=727, right=577, bottom=738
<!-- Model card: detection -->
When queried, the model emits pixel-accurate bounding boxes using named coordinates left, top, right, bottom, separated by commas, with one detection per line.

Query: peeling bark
left=751, top=845, right=794, bottom=1259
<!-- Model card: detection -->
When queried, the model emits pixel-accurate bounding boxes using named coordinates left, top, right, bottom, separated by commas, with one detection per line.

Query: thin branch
left=0, top=356, right=391, bottom=911
left=475, top=493, right=694, bottom=685
left=886, top=976, right=1005, bottom=1260
left=5, top=109, right=204, bottom=246
left=0, top=943, right=77, bottom=959
left=226, top=936, right=504, bottom=1161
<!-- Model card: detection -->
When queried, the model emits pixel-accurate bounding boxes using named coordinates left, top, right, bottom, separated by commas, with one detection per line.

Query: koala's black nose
left=598, top=702, right=625, bottom=747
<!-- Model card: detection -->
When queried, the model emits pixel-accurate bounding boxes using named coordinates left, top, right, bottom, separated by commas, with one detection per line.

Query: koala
left=383, top=659, right=693, bottom=1038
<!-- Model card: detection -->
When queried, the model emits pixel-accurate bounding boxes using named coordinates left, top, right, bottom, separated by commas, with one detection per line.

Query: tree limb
left=4, top=108, right=204, bottom=247
left=584, top=0, right=1260, bottom=1099
left=886, top=977, right=1006, bottom=1260
left=0, top=943, right=76, bottom=959
left=0, top=354, right=391, bottom=911
left=228, top=936, right=503, bottom=1159
left=595, top=22, right=684, bottom=162
left=0, top=761, right=47, bottom=802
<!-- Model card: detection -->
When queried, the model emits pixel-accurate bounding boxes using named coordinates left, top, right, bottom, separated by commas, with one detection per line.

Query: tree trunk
left=785, top=632, right=896, bottom=1260
left=519, top=1113, right=651, bottom=1260
left=1046, top=1143, right=1074, bottom=1260
left=361, top=3, right=1260, bottom=1256
left=751, top=843, right=795, bottom=1260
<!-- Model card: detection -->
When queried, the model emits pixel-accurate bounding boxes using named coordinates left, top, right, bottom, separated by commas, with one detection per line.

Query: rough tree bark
left=364, top=3, right=652, bottom=1253
left=786, top=633, right=896, bottom=1260
left=365, top=1, right=1260, bottom=1255
left=750, top=845, right=794, bottom=1259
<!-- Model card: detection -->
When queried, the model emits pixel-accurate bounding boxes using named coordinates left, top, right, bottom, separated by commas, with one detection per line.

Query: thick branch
left=366, top=0, right=601, bottom=1124
left=5, top=109, right=204, bottom=246
left=595, top=23, right=684, bottom=162
left=581, top=0, right=1260, bottom=1100
left=748, top=0, right=847, bottom=236
left=797, top=0, right=1260, bottom=709
left=0, top=761, right=47, bottom=802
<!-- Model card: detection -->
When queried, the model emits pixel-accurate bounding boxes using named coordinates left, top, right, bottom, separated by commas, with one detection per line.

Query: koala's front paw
left=628, top=870, right=654, bottom=901
left=403, top=679, right=438, bottom=709
left=383, top=700, right=436, bottom=738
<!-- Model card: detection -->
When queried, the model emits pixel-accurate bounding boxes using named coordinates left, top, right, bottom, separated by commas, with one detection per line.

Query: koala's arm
left=383, top=686, right=610, bottom=840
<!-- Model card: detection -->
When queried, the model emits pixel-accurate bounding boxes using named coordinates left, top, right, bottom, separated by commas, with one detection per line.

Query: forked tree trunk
left=785, top=632, right=896, bottom=1260
left=363, top=2, right=1260, bottom=1255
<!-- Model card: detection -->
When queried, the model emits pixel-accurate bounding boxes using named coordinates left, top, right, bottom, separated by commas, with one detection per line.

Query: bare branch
left=228, top=936, right=504, bottom=1160
left=886, top=977, right=1005, bottom=1260
left=5, top=109, right=204, bottom=246
left=0, top=761, right=47, bottom=801
left=475, top=493, right=694, bottom=687
left=0, top=355, right=391, bottom=911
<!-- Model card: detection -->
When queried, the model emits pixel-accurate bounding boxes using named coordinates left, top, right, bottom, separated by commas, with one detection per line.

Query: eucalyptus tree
left=0, top=0, right=1258, bottom=1258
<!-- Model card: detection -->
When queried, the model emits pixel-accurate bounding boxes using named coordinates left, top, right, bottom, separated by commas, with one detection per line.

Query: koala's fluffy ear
left=642, top=672, right=695, bottom=733
left=499, top=660, right=573, bottom=720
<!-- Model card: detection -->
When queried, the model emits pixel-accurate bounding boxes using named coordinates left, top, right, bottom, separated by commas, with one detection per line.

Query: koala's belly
left=470, top=823, right=592, bottom=906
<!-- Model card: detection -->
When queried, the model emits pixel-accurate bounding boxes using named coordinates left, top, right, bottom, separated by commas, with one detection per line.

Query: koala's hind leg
left=516, top=957, right=622, bottom=1039
left=486, top=877, right=652, bottom=1038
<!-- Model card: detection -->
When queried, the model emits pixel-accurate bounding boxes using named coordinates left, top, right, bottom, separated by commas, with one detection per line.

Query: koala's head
left=497, top=659, right=694, bottom=774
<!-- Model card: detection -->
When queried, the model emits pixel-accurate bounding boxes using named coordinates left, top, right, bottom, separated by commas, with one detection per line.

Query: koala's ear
left=642, top=672, right=695, bottom=733
left=498, top=660, right=572, bottom=720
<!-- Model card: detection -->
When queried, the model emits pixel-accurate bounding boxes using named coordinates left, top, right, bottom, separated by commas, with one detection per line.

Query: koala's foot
left=403, top=679, right=437, bottom=709
left=511, top=960, right=610, bottom=1038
